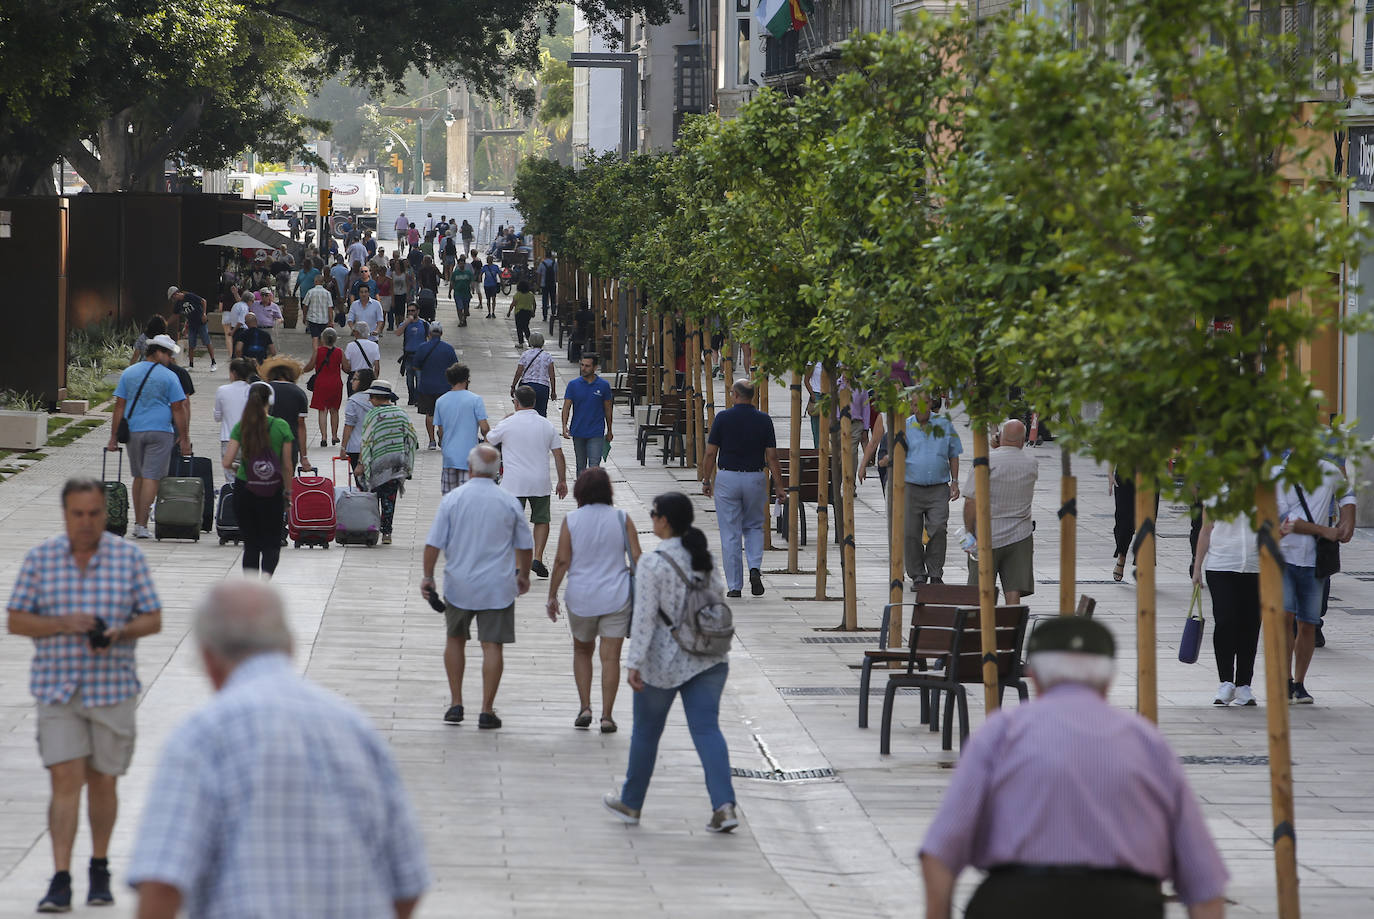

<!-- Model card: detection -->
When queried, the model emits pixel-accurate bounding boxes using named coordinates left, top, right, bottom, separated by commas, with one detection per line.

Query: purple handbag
left=1178, top=585, right=1206, bottom=664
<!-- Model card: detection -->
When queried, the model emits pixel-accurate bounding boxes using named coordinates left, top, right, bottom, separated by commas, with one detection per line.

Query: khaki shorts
left=568, top=601, right=632, bottom=643
left=518, top=494, right=551, bottom=525
left=127, top=430, right=175, bottom=480
left=37, top=689, right=137, bottom=776
left=445, top=603, right=516, bottom=643
left=967, top=534, right=1035, bottom=597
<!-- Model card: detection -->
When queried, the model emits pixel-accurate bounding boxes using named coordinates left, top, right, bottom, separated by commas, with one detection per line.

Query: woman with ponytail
left=602, top=491, right=739, bottom=834
left=222, top=381, right=294, bottom=576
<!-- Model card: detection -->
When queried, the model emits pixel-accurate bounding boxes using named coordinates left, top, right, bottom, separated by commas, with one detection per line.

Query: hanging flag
left=756, top=0, right=794, bottom=38
left=788, top=0, right=809, bottom=29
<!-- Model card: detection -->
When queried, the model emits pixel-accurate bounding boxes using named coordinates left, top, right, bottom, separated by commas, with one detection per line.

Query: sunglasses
left=649, top=509, right=661, bottom=519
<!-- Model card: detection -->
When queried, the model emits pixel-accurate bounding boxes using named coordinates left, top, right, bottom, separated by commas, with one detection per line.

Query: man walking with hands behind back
left=700, top=380, right=786, bottom=598
left=424, top=445, right=534, bottom=730
left=962, top=418, right=1038, bottom=604
left=7, top=478, right=163, bottom=912
left=488, top=385, right=568, bottom=579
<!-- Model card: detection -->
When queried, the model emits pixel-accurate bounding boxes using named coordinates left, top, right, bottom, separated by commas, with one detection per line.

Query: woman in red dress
left=302, top=325, right=346, bottom=446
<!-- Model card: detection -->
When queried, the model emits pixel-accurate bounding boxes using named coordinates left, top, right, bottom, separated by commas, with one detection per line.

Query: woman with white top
left=1192, top=505, right=1261, bottom=706
left=510, top=331, right=557, bottom=417
left=601, top=491, right=739, bottom=834
left=546, top=467, right=642, bottom=732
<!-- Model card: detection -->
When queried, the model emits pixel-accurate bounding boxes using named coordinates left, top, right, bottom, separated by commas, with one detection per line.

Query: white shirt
left=1277, top=459, right=1352, bottom=569
left=346, top=242, right=368, bottom=267
left=1202, top=509, right=1259, bottom=575
left=347, top=300, right=384, bottom=339
left=486, top=409, right=561, bottom=497
left=302, top=286, right=333, bottom=325
left=226, top=300, right=250, bottom=331
left=213, top=380, right=250, bottom=442
left=564, top=505, right=632, bottom=617
left=343, top=338, right=380, bottom=374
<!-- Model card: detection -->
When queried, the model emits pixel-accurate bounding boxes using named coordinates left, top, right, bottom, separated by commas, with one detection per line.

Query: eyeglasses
left=649, top=509, right=661, bottom=519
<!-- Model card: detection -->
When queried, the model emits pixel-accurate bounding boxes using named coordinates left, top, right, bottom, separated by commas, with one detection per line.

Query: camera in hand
left=87, top=616, right=111, bottom=649
left=423, top=585, right=447, bottom=613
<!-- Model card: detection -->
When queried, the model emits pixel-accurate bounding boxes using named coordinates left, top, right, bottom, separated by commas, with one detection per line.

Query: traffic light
left=424, top=162, right=432, bottom=177
left=317, top=188, right=332, bottom=216
left=388, top=153, right=402, bottom=171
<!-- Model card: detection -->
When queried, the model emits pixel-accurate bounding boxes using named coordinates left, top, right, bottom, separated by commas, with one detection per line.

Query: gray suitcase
left=155, top=476, right=204, bottom=541
left=335, top=488, right=381, bottom=546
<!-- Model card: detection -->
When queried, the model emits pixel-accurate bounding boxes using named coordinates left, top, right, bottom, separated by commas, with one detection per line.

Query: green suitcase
left=102, top=449, right=128, bottom=537
left=154, top=476, right=203, bottom=541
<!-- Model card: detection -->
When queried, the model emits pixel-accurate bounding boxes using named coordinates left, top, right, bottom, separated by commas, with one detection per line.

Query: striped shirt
left=7, top=533, right=159, bottom=706
left=920, top=684, right=1228, bottom=905
left=963, top=445, right=1038, bottom=548
left=358, top=404, right=419, bottom=489
left=127, top=654, right=430, bottom=917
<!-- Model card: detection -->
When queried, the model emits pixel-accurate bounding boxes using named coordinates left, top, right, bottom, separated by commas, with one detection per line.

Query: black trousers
left=515, top=310, right=533, bottom=347
left=967, top=870, right=1163, bottom=919
left=236, top=488, right=284, bottom=575
left=1206, top=569, right=1261, bottom=685
left=1112, top=472, right=1160, bottom=560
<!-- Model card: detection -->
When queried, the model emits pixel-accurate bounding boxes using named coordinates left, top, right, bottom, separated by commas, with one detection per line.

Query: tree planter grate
left=731, top=766, right=836, bottom=782
left=1179, top=755, right=1268, bottom=766
left=800, top=636, right=874, bottom=644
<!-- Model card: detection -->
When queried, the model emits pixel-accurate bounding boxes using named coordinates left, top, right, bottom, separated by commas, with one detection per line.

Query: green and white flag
left=755, top=0, right=793, bottom=39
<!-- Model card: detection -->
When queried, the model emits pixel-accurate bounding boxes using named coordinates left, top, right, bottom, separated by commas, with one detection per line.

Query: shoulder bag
left=307, top=347, right=334, bottom=392
left=116, top=364, right=156, bottom=444
left=1294, top=484, right=1341, bottom=580
left=1178, top=584, right=1205, bottom=664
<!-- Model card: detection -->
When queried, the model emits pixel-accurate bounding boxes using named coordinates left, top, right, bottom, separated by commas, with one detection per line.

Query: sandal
left=574, top=708, right=593, bottom=729
left=600, top=717, right=618, bottom=734
left=1113, top=557, right=1125, bottom=582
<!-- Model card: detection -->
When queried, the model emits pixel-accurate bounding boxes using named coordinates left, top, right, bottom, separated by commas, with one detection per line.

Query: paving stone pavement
left=1, top=288, right=1373, bottom=917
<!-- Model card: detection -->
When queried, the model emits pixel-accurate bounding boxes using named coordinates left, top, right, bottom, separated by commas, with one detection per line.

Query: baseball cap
left=166, top=286, right=180, bottom=299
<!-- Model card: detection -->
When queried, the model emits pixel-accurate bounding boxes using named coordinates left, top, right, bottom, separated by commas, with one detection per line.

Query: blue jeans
left=621, top=662, right=734, bottom=811
left=1282, top=563, right=1324, bottom=624
left=404, top=354, right=419, bottom=401
left=714, top=469, right=766, bottom=591
left=572, top=436, right=605, bottom=475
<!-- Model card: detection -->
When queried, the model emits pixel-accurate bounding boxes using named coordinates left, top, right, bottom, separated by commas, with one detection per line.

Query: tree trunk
left=1135, top=472, right=1157, bottom=723
left=888, top=408, right=908, bottom=647
left=788, top=371, right=803, bottom=573
left=839, top=383, right=858, bottom=630
left=814, top=367, right=832, bottom=601
left=1256, top=483, right=1300, bottom=919
left=1060, top=451, right=1077, bottom=616
left=973, top=427, right=1000, bottom=713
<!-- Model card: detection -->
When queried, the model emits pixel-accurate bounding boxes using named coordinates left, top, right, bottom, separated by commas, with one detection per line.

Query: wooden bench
left=636, top=394, right=686, bottom=465
left=879, top=602, right=1030, bottom=753
left=612, top=364, right=649, bottom=411
left=859, top=583, right=986, bottom=728
left=772, top=448, right=820, bottom=545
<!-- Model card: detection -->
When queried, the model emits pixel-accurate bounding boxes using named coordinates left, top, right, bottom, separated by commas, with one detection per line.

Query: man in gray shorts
left=962, top=419, right=1039, bottom=603
left=6, top=478, right=163, bottom=911
left=423, top=444, right=533, bottom=730
left=106, top=334, right=192, bottom=539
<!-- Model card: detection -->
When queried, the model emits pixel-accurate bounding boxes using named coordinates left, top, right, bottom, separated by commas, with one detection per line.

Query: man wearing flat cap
left=920, top=618, right=1228, bottom=919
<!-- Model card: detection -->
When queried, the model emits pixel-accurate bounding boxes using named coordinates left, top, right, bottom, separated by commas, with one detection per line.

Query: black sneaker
left=1315, top=624, right=1326, bottom=648
left=749, top=567, right=765, bottom=596
left=37, top=871, right=71, bottom=912
left=531, top=559, right=549, bottom=578
left=726, top=589, right=743, bottom=598
left=1292, top=683, right=1314, bottom=705
left=87, top=858, right=113, bottom=906
left=478, top=711, right=502, bottom=729
left=443, top=704, right=464, bottom=725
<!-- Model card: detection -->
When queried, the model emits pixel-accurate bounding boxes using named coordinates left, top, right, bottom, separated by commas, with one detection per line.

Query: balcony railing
left=763, top=0, right=895, bottom=78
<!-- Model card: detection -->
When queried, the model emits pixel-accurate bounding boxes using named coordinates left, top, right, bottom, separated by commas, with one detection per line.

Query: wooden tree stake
left=814, top=367, right=832, bottom=600
left=788, top=371, right=803, bottom=573
left=889, top=408, right=908, bottom=647
left=1135, top=471, right=1157, bottom=724
left=839, top=383, right=858, bottom=630
left=1059, top=450, right=1077, bottom=616
left=972, top=426, right=1000, bottom=713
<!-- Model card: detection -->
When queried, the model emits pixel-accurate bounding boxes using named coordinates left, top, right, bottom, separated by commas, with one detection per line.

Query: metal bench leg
left=956, top=688, right=970, bottom=750
left=941, top=688, right=956, bottom=751
left=928, top=688, right=941, bottom=732
left=1016, top=679, right=1029, bottom=703
left=879, top=681, right=899, bottom=755
left=858, top=660, right=873, bottom=728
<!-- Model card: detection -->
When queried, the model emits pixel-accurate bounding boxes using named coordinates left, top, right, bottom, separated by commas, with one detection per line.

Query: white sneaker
left=1213, top=681, right=1235, bottom=705
left=133, top=525, right=152, bottom=539
left=1233, top=685, right=1256, bottom=706
left=210, top=361, right=218, bottom=372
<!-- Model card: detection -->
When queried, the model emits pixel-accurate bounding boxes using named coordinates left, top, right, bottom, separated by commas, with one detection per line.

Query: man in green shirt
left=450, top=257, right=474, bottom=327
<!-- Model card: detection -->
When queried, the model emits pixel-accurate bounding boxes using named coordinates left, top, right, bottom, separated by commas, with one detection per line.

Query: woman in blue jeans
left=602, top=491, right=739, bottom=832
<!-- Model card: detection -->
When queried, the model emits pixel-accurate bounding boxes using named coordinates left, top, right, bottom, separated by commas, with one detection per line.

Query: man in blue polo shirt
left=701, top=380, right=786, bottom=598
left=901, top=392, right=962, bottom=587
left=560, top=353, right=613, bottom=475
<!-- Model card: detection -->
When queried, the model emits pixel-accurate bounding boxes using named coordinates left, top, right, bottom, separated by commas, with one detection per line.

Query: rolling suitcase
left=102, top=448, right=129, bottom=537
left=154, top=475, right=203, bottom=541
left=169, top=452, right=215, bottom=532
left=289, top=465, right=336, bottom=549
left=216, top=482, right=241, bottom=545
left=334, top=461, right=381, bottom=546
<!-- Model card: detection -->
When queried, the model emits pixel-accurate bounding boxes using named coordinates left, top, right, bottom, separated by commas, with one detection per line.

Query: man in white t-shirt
left=347, top=238, right=368, bottom=269
left=347, top=287, right=385, bottom=341
left=224, top=292, right=251, bottom=359
left=212, top=359, right=253, bottom=484
left=342, top=323, right=381, bottom=379
left=485, top=385, right=567, bottom=578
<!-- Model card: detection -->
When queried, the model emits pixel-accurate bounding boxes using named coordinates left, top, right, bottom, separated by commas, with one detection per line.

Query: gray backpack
left=656, top=553, right=734, bottom=656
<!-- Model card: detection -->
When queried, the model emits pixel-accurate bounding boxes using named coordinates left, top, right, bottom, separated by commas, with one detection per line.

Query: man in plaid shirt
left=6, top=477, right=163, bottom=912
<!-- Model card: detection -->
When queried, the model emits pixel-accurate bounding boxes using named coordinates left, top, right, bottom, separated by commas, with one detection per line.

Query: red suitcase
left=289, top=465, right=336, bottom=549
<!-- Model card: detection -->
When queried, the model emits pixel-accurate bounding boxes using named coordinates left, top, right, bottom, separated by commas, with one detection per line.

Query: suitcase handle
left=102, top=447, right=123, bottom=484
left=332, top=456, right=354, bottom=487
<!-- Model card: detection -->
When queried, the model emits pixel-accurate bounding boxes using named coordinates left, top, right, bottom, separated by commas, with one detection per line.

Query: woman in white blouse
left=1192, top=504, right=1261, bottom=706
left=546, top=467, right=642, bottom=733
left=601, top=492, right=739, bottom=834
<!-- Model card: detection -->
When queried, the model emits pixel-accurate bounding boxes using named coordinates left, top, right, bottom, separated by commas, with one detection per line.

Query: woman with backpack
left=222, top=381, right=294, bottom=576
left=602, top=491, right=739, bottom=833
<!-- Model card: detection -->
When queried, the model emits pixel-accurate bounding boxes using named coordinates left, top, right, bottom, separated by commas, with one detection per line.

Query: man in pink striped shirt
left=920, top=618, right=1228, bottom=919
